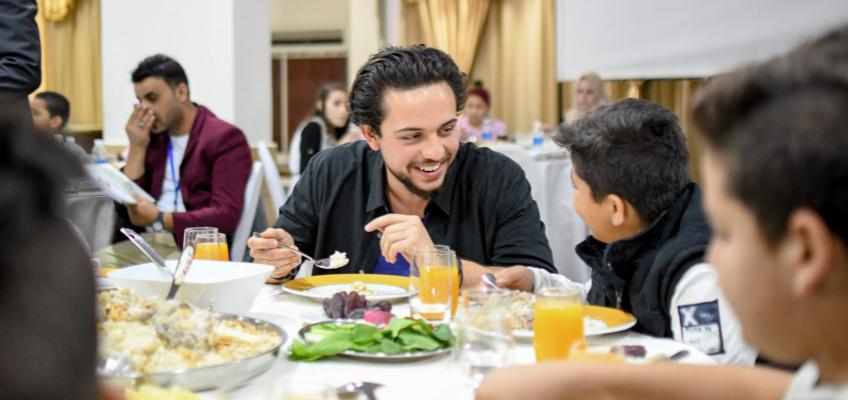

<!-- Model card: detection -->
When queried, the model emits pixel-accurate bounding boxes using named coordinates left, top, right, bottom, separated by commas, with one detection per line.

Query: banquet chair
left=257, top=141, right=287, bottom=216
left=231, top=161, right=263, bottom=262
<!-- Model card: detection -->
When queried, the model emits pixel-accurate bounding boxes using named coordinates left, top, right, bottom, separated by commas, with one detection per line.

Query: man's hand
left=248, top=228, right=302, bottom=282
left=126, top=195, right=159, bottom=227
left=364, top=214, right=434, bottom=263
left=493, top=266, right=535, bottom=292
left=125, top=104, right=155, bottom=148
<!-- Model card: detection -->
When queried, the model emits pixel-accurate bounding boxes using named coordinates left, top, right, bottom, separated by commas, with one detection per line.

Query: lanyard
left=167, top=139, right=181, bottom=210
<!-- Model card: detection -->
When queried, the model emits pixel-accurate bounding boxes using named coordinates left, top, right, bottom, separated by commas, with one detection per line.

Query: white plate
left=280, top=274, right=414, bottom=303
left=305, top=284, right=406, bottom=299
left=512, top=305, right=638, bottom=339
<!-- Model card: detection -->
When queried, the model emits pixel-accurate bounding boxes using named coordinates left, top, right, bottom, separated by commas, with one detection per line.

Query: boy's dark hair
left=692, top=25, right=848, bottom=245
left=131, top=54, right=190, bottom=91
left=35, top=91, right=70, bottom=128
left=349, top=45, right=466, bottom=135
left=555, top=98, right=691, bottom=222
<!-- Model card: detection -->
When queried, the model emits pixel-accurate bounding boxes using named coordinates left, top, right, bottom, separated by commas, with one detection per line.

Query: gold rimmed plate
left=281, top=274, right=414, bottom=302
left=513, top=305, right=637, bottom=339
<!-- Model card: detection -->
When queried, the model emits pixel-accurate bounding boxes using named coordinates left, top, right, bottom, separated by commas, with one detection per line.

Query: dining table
left=189, top=284, right=717, bottom=400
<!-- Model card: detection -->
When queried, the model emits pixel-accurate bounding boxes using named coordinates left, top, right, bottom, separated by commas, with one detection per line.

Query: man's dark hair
left=555, top=98, right=691, bottom=222
left=131, top=54, right=190, bottom=90
left=349, top=45, right=466, bottom=135
left=35, top=91, right=70, bottom=128
left=692, top=24, right=848, bottom=245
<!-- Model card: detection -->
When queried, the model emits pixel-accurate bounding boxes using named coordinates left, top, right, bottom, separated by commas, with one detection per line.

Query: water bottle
left=481, top=119, right=493, bottom=142
left=532, top=121, right=544, bottom=149
left=92, top=139, right=108, bottom=164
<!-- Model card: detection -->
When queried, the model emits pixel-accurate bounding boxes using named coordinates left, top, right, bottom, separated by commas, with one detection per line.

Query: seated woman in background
left=457, top=82, right=508, bottom=142
left=564, top=72, right=609, bottom=124
left=288, top=83, right=352, bottom=175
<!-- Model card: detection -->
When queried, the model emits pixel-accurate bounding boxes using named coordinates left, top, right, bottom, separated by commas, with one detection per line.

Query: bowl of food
left=107, top=260, right=273, bottom=314
left=97, top=289, right=285, bottom=391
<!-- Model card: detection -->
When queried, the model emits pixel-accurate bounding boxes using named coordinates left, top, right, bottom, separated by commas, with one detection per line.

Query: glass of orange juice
left=410, top=248, right=453, bottom=323
left=183, top=226, right=217, bottom=249
left=194, top=233, right=221, bottom=261
left=533, top=286, right=584, bottom=362
left=216, top=233, right=229, bottom=261
left=431, top=245, right=460, bottom=317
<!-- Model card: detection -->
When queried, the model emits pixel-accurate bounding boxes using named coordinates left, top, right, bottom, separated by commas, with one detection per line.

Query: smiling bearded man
left=248, top=45, right=556, bottom=285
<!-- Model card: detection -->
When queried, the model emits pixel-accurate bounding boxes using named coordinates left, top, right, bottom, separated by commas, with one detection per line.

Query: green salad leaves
left=290, top=318, right=454, bottom=361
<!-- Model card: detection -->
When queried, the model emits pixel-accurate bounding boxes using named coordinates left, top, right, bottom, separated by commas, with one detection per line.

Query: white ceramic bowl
left=107, top=260, right=274, bottom=314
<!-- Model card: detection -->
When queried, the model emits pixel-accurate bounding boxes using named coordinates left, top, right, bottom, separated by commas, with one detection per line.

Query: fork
left=251, top=232, right=340, bottom=269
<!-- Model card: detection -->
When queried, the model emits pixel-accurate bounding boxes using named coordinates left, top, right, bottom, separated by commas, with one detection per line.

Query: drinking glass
left=216, top=233, right=229, bottom=261
left=409, top=248, right=454, bottom=323
left=429, top=245, right=460, bottom=317
left=183, top=226, right=218, bottom=250
left=454, top=287, right=514, bottom=388
left=194, top=232, right=221, bottom=261
left=533, top=286, right=584, bottom=362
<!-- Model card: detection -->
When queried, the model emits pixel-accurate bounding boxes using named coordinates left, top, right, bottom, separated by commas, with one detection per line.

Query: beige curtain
left=470, top=0, right=557, bottom=133
left=413, top=0, right=491, bottom=75
left=39, top=0, right=76, bottom=22
left=35, top=0, right=101, bottom=126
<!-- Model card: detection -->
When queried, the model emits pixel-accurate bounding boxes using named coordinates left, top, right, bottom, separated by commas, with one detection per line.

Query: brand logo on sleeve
left=677, top=300, right=724, bottom=355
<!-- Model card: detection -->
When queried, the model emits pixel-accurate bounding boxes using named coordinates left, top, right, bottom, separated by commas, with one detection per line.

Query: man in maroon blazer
left=101, top=54, right=251, bottom=266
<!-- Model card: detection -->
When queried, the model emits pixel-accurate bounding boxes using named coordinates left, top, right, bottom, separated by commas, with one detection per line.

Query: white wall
left=101, top=0, right=271, bottom=145
left=347, top=0, right=381, bottom=84
left=271, top=0, right=346, bottom=34
left=556, top=0, right=848, bottom=80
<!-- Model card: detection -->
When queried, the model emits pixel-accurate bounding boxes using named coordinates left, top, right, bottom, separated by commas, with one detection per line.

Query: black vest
left=582, top=184, right=710, bottom=338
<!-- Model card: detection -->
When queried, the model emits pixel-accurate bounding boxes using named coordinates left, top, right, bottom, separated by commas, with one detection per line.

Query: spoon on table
left=252, top=232, right=348, bottom=270
left=337, top=381, right=383, bottom=400
left=482, top=273, right=499, bottom=289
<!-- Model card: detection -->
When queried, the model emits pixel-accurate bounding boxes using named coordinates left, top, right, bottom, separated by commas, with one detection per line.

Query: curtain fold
left=470, top=0, right=557, bottom=134
left=35, top=0, right=101, bottom=126
left=39, top=0, right=76, bottom=22
left=415, top=0, right=491, bottom=75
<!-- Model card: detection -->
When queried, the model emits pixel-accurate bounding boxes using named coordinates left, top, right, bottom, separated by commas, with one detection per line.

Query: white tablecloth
left=204, top=286, right=716, bottom=400
left=488, top=142, right=591, bottom=282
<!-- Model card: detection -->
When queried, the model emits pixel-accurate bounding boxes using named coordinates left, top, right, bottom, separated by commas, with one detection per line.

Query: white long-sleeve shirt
left=531, top=263, right=757, bottom=365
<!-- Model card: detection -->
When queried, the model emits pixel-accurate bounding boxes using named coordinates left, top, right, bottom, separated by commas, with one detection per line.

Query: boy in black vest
left=496, top=98, right=755, bottom=365
left=477, top=23, right=848, bottom=400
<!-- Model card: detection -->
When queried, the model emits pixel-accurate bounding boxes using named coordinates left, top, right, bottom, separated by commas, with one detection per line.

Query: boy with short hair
left=30, top=91, right=70, bottom=135
left=477, top=23, right=848, bottom=400
left=495, top=98, right=755, bottom=365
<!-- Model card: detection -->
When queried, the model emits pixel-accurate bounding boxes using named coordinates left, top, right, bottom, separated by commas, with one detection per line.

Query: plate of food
left=505, top=291, right=637, bottom=339
left=292, top=318, right=453, bottom=362
left=281, top=273, right=413, bottom=302
left=97, top=289, right=286, bottom=391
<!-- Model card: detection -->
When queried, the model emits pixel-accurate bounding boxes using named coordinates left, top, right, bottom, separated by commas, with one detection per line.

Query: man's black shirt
left=275, top=140, right=556, bottom=275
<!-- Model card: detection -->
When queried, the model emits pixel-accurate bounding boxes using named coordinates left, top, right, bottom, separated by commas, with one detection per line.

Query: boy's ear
left=48, top=115, right=63, bottom=131
left=785, top=209, right=835, bottom=297
left=608, top=194, right=627, bottom=227
left=361, top=124, right=381, bottom=152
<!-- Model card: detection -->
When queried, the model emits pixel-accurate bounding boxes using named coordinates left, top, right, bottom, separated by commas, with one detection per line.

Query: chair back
left=257, top=141, right=287, bottom=214
left=231, top=161, right=264, bottom=262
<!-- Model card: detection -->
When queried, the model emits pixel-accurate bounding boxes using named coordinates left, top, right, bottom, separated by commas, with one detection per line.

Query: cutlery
left=482, top=273, right=499, bottom=289
left=166, top=246, right=195, bottom=300
left=337, top=381, right=383, bottom=400
left=120, top=228, right=172, bottom=277
left=252, top=232, right=344, bottom=270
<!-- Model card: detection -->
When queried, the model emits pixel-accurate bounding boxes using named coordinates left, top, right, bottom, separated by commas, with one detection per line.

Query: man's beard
left=387, top=165, right=442, bottom=201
